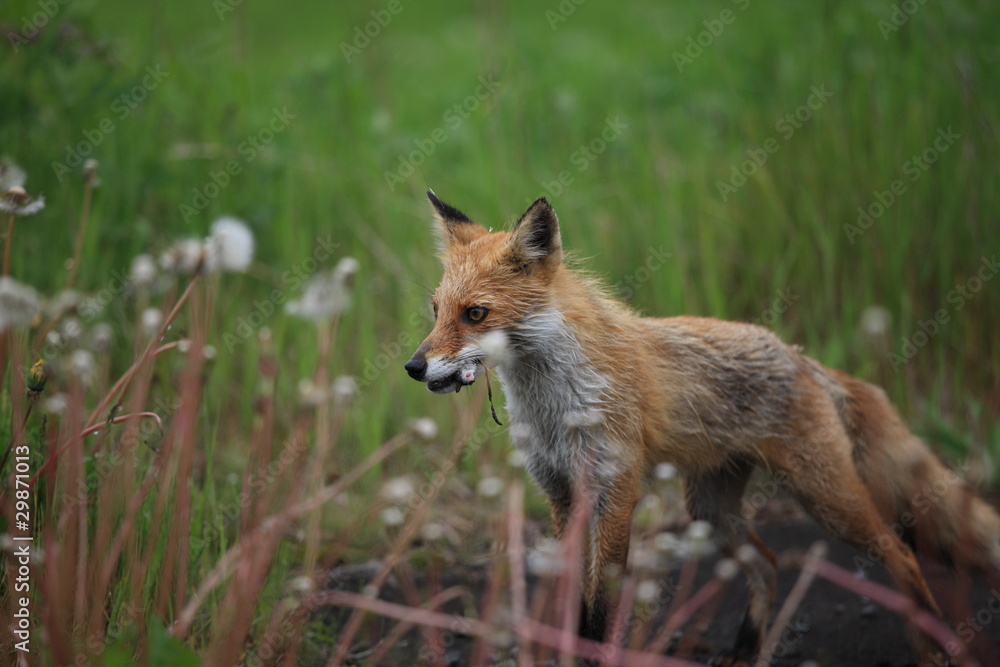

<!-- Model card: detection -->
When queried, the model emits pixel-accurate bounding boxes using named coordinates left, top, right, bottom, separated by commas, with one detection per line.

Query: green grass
left=2, top=0, right=999, bottom=662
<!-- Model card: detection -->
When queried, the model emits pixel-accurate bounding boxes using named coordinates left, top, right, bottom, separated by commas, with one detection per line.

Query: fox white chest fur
left=495, top=308, right=628, bottom=498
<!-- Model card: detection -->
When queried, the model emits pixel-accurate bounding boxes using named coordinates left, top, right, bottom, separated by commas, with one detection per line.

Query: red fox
left=404, top=192, right=1000, bottom=665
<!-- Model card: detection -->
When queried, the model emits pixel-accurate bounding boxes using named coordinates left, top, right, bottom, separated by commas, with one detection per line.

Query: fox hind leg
left=684, top=459, right=778, bottom=663
left=780, top=439, right=944, bottom=666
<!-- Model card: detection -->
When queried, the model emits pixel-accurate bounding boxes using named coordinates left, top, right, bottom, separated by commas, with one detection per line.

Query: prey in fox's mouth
left=424, top=361, right=483, bottom=394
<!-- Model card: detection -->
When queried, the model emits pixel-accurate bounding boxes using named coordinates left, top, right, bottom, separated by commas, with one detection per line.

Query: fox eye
left=465, top=306, right=489, bottom=324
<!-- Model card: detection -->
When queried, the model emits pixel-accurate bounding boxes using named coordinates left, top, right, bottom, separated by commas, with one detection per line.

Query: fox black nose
left=404, top=357, right=427, bottom=380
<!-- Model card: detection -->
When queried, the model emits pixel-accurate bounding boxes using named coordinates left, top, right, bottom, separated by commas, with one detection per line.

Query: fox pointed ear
left=427, top=191, right=486, bottom=253
left=509, top=198, right=561, bottom=271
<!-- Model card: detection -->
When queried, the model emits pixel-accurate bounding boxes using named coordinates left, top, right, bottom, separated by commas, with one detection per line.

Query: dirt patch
left=311, top=505, right=1000, bottom=666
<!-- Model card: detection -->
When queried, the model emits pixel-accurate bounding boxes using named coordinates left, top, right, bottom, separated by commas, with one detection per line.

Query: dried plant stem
left=367, top=587, right=472, bottom=665
left=305, top=314, right=341, bottom=572
left=327, top=415, right=475, bottom=666
left=805, top=554, right=973, bottom=667
left=30, top=280, right=199, bottom=488
left=506, top=476, right=531, bottom=666
left=77, top=411, right=163, bottom=438
left=83, top=277, right=199, bottom=431
left=171, top=430, right=414, bottom=638
left=315, top=591, right=700, bottom=667
left=63, top=173, right=94, bottom=291
left=0, top=393, right=36, bottom=474
left=557, top=495, right=593, bottom=667
left=757, top=541, right=827, bottom=665
left=2, top=212, right=13, bottom=276
left=644, top=573, right=729, bottom=657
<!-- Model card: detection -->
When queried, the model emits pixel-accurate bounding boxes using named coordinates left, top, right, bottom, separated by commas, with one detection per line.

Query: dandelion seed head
left=0, top=185, right=45, bottom=216
left=630, top=547, right=659, bottom=571
left=639, top=493, right=662, bottom=512
left=654, top=532, right=682, bottom=556
left=860, top=305, right=891, bottom=340
left=202, top=345, right=216, bottom=361
left=0, top=277, right=40, bottom=333
left=140, top=308, right=162, bottom=336
left=381, top=507, right=405, bottom=527
left=0, top=158, right=26, bottom=191
left=526, top=538, right=564, bottom=576
left=478, top=330, right=510, bottom=367
left=381, top=477, right=415, bottom=506
left=43, top=393, right=70, bottom=415
left=130, top=254, right=157, bottom=287
left=205, top=216, right=255, bottom=273
left=286, top=264, right=354, bottom=322
left=735, top=543, right=760, bottom=564
left=636, top=579, right=660, bottom=603
left=654, top=462, right=677, bottom=481
left=685, top=520, right=713, bottom=542
left=91, top=323, right=114, bottom=352
left=507, top=449, right=526, bottom=468
left=331, top=375, right=357, bottom=405
left=420, top=522, right=445, bottom=542
left=683, top=521, right=715, bottom=558
left=46, top=290, right=81, bottom=319
left=46, top=331, right=62, bottom=350
left=411, top=417, right=437, bottom=441
left=476, top=476, right=505, bottom=499
left=288, top=575, right=314, bottom=596
left=60, top=317, right=83, bottom=345
left=563, top=409, right=601, bottom=428
left=83, top=159, right=100, bottom=186
left=297, top=378, right=326, bottom=406
left=160, top=238, right=204, bottom=275
left=69, top=349, right=96, bottom=386
left=714, top=558, right=740, bottom=581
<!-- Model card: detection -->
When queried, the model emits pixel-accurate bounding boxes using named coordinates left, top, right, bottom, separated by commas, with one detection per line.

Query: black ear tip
left=426, top=191, right=472, bottom=223
left=530, top=197, right=555, bottom=215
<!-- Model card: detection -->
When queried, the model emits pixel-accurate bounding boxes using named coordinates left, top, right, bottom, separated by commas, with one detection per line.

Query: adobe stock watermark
left=339, top=0, right=412, bottom=63
left=943, top=589, right=1000, bottom=662
left=179, top=106, right=296, bottom=222
left=716, top=84, right=833, bottom=202
left=222, top=234, right=339, bottom=351
left=672, top=0, right=751, bottom=73
left=51, top=65, right=170, bottom=182
left=614, top=246, right=672, bottom=301
left=383, top=75, right=501, bottom=191
left=886, top=255, right=998, bottom=371
left=750, top=288, right=798, bottom=327
left=357, top=310, right=431, bottom=390
left=877, top=0, right=928, bottom=40
left=535, top=116, right=629, bottom=201
left=189, top=435, right=306, bottom=551
left=853, top=464, right=970, bottom=576
left=6, top=0, right=71, bottom=52
left=843, top=127, right=959, bottom=244
left=212, top=0, right=244, bottom=21
left=545, top=0, right=586, bottom=30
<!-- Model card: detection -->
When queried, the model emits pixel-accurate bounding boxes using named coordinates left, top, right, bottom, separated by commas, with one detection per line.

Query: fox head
left=404, top=192, right=562, bottom=393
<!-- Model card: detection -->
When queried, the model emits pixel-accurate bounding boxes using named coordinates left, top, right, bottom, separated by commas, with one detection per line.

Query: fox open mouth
left=426, top=363, right=481, bottom=394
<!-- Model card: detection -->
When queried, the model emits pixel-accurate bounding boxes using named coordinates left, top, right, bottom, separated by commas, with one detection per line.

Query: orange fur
left=406, top=194, right=999, bottom=666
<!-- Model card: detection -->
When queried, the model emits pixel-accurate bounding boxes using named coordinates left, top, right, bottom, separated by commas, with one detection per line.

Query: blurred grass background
left=3, top=0, right=999, bottom=543
left=3, top=0, right=1000, bottom=660
left=0, top=0, right=1000, bottom=494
